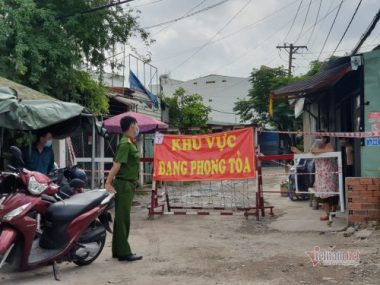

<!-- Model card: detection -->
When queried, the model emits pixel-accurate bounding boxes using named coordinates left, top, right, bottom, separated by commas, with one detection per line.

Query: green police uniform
left=112, top=137, right=140, bottom=258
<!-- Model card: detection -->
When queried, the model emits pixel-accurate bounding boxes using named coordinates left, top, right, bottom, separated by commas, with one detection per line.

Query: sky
left=113, top=0, right=380, bottom=82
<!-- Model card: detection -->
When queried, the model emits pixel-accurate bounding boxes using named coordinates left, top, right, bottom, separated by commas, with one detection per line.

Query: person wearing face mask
left=22, top=129, right=55, bottom=175
left=105, top=116, right=142, bottom=262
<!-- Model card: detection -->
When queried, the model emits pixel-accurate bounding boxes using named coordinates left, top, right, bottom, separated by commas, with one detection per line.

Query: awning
left=103, top=111, right=168, bottom=134
left=108, top=93, right=139, bottom=106
left=271, top=56, right=353, bottom=101
left=0, top=76, right=55, bottom=100
left=0, top=82, right=103, bottom=138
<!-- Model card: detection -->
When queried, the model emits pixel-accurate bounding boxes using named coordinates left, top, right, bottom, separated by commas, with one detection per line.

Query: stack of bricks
left=347, top=177, right=380, bottom=224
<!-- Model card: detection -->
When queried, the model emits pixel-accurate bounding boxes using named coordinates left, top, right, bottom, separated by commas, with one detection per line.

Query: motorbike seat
left=47, top=191, right=108, bottom=222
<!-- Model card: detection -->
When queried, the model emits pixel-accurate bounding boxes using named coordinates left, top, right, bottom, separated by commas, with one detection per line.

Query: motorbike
left=49, top=165, right=88, bottom=200
left=288, top=158, right=315, bottom=201
left=0, top=146, right=114, bottom=280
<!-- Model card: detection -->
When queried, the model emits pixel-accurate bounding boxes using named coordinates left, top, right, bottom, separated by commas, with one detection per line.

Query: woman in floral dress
left=311, top=136, right=339, bottom=221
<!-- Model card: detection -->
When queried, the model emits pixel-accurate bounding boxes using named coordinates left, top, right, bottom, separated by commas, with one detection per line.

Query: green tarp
left=0, top=87, right=84, bottom=131
left=0, top=76, right=54, bottom=100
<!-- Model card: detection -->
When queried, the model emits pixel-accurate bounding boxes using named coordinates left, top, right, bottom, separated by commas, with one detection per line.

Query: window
left=193, top=82, right=198, bottom=85
left=206, top=81, right=215, bottom=84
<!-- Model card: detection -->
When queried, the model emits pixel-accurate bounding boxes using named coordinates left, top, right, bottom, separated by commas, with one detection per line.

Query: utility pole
left=276, top=43, right=308, bottom=77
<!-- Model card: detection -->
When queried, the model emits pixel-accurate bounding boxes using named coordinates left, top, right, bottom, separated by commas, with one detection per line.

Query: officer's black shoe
left=118, top=254, right=143, bottom=262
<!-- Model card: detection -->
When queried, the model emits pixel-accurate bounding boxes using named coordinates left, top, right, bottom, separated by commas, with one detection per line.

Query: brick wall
left=347, top=177, right=380, bottom=224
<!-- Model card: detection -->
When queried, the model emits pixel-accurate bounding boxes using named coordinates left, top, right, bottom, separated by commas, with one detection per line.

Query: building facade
left=271, top=48, right=380, bottom=224
left=158, top=74, right=251, bottom=125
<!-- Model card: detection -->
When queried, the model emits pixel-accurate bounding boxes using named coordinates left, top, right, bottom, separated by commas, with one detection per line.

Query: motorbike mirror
left=9, top=146, right=25, bottom=167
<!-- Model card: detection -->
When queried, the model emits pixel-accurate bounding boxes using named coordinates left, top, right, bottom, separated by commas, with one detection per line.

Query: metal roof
left=271, top=56, right=353, bottom=100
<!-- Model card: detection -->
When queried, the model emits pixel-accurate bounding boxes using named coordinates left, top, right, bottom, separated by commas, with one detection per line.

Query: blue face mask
left=45, top=140, right=53, bottom=148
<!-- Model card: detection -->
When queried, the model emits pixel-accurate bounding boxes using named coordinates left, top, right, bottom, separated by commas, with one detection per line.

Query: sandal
left=320, top=216, right=329, bottom=221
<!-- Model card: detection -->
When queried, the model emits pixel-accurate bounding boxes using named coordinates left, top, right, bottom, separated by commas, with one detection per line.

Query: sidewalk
left=268, top=198, right=347, bottom=232
left=261, top=167, right=347, bottom=232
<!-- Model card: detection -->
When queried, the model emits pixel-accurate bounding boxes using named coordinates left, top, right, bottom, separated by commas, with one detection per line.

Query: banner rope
left=258, top=129, right=380, bottom=138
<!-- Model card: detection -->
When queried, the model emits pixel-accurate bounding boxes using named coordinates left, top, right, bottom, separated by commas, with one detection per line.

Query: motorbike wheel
left=0, top=240, right=23, bottom=272
left=73, top=233, right=106, bottom=266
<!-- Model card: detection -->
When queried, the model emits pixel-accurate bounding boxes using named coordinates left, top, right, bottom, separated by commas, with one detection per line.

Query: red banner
left=153, top=128, right=256, bottom=181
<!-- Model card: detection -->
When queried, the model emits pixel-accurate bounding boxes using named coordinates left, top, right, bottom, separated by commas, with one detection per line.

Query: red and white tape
left=260, top=171, right=342, bottom=178
left=259, top=129, right=380, bottom=138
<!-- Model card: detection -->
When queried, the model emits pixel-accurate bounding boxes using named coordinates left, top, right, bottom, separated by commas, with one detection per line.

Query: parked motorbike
left=288, top=158, right=315, bottom=201
left=0, top=146, right=114, bottom=280
left=49, top=165, right=88, bottom=200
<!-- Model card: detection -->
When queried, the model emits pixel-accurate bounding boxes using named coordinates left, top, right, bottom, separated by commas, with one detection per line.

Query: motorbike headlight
left=28, top=176, right=47, bottom=195
left=3, top=202, right=31, bottom=221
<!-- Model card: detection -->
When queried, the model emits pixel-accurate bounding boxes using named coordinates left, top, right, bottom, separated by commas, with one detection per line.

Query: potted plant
left=280, top=180, right=289, bottom=197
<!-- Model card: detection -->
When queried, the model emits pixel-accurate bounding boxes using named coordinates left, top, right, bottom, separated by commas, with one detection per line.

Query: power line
left=307, top=0, right=323, bottom=45
left=185, top=0, right=208, bottom=14
left=308, top=0, right=335, bottom=48
left=153, top=0, right=298, bottom=61
left=295, top=0, right=312, bottom=43
left=152, top=0, right=208, bottom=37
left=317, top=0, right=344, bottom=60
left=210, top=0, right=343, bottom=76
left=108, top=0, right=299, bottom=63
left=143, top=0, right=230, bottom=29
left=58, top=0, right=134, bottom=20
left=170, top=0, right=252, bottom=73
left=209, top=12, right=301, bottom=76
left=292, top=1, right=345, bottom=48
left=331, top=0, right=363, bottom=57
left=283, top=0, right=304, bottom=43
left=132, top=0, right=165, bottom=8
left=352, top=9, right=380, bottom=54
left=298, top=43, right=379, bottom=56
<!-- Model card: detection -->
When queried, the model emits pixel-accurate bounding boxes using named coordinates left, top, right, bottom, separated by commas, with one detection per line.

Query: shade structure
left=0, top=87, right=86, bottom=132
left=103, top=111, right=168, bottom=134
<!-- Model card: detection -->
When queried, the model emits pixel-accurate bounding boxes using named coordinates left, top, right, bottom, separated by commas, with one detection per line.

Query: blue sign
left=366, top=138, right=380, bottom=146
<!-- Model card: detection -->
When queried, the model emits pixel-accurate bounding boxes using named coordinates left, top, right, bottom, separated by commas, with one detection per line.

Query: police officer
left=105, top=116, right=142, bottom=262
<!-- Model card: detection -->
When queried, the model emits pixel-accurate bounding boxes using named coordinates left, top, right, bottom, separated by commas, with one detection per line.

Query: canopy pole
left=91, top=121, right=96, bottom=189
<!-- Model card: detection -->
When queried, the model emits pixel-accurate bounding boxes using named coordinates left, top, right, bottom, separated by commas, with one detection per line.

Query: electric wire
left=295, top=0, right=312, bottom=43
left=170, top=0, right=252, bottom=73
left=331, top=0, right=363, bottom=57
left=306, top=0, right=323, bottom=45
left=317, top=0, right=344, bottom=60
left=143, top=0, right=230, bottom=29
left=152, top=0, right=208, bottom=37
left=283, top=0, right=304, bottom=43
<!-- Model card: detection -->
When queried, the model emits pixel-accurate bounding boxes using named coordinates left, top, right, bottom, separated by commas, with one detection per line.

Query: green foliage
left=163, top=87, right=211, bottom=129
left=73, top=71, right=109, bottom=115
left=305, top=60, right=324, bottom=77
left=0, top=0, right=150, bottom=114
left=234, top=61, right=323, bottom=130
left=233, top=66, right=297, bottom=129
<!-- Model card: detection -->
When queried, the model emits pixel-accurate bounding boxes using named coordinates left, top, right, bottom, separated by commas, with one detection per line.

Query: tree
left=163, top=87, right=211, bottom=130
left=233, top=66, right=297, bottom=129
left=305, top=60, right=324, bottom=77
left=0, top=0, right=151, bottom=115
left=234, top=62, right=323, bottom=151
left=234, top=61, right=323, bottom=129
